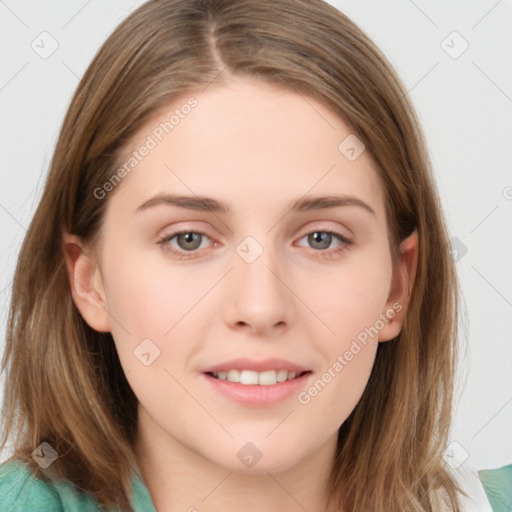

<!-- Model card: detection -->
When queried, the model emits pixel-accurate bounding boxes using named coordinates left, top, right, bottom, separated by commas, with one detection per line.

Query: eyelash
left=157, top=229, right=353, bottom=260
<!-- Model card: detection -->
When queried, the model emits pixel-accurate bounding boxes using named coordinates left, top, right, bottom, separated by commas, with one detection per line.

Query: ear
left=378, top=228, right=418, bottom=342
left=62, top=233, right=111, bottom=332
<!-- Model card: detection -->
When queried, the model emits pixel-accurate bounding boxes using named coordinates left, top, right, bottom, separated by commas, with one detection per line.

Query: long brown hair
left=1, top=0, right=463, bottom=510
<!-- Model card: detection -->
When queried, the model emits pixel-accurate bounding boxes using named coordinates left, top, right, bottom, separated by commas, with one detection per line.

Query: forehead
left=109, top=77, right=386, bottom=219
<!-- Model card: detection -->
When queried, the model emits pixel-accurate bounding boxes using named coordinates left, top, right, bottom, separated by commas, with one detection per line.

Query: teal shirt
left=478, top=464, right=512, bottom=512
left=2, top=457, right=511, bottom=511
left=0, top=459, right=157, bottom=511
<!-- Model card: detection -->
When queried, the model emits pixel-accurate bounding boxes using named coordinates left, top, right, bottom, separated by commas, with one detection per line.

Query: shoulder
left=478, top=463, right=512, bottom=512
left=0, top=459, right=63, bottom=511
left=0, top=459, right=101, bottom=512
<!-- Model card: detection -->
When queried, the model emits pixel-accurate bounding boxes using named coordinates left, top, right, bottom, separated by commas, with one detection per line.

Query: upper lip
left=202, top=358, right=310, bottom=374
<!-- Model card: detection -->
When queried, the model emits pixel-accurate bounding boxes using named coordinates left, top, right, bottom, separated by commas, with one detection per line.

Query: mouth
left=201, top=369, right=313, bottom=406
left=205, top=369, right=312, bottom=386
left=200, top=358, right=313, bottom=405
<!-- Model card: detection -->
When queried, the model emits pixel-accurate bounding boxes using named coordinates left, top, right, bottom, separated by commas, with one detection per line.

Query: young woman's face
left=90, top=77, right=408, bottom=473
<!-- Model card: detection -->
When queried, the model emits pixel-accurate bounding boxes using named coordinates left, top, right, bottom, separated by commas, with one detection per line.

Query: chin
left=203, top=441, right=307, bottom=475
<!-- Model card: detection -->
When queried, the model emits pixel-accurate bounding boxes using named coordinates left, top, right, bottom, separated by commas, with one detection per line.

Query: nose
left=222, top=242, right=295, bottom=336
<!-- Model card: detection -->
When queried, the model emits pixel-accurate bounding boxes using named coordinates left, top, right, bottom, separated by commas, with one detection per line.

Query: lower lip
left=201, top=372, right=312, bottom=407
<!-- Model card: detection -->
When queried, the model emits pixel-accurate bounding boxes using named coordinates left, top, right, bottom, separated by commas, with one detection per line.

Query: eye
left=157, top=230, right=214, bottom=259
left=296, top=230, right=353, bottom=259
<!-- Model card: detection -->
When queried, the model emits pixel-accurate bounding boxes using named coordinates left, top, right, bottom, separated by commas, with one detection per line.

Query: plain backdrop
left=1, top=0, right=511, bottom=473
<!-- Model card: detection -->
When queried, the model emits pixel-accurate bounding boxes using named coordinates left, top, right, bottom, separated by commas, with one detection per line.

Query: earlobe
left=378, top=228, right=419, bottom=342
left=62, top=233, right=111, bottom=333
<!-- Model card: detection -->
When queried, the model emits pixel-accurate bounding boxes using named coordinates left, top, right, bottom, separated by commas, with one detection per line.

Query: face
left=70, top=77, right=413, bottom=474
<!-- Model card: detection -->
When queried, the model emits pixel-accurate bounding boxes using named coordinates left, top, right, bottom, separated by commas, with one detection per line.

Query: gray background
left=1, top=0, right=511, bottom=472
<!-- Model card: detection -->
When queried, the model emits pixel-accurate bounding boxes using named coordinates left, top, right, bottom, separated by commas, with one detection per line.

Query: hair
left=1, top=0, right=463, bottom=510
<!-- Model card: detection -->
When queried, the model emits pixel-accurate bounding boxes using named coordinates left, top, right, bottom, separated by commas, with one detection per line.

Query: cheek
left=99, top=246, right=209, bottom=380
left=299, top=343, right=378, bottom=428
left=101, top=260, right=203, bottom=409
left=103, top=251, right=199, bottom=333
left=295, top=282, right=384, bottom=427
left=296, top=252, right=391, bottom=402
left=304, top=252, right=393, bottom=345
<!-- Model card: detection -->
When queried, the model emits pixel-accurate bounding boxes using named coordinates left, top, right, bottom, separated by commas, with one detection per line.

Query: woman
left=0, top=0, right=490, bottom=510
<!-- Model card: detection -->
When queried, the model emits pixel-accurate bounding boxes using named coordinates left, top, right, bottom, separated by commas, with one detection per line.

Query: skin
left=64, top=76, right=418, bottom=512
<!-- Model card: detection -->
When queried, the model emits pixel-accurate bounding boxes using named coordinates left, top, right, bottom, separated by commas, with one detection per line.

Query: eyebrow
left=135, top=193, right=376, bottom=216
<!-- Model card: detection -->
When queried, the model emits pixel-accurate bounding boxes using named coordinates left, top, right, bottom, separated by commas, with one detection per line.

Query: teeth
left=211, top=369, right=302, bottom=385
left=227, top=369, right=240, bottom=382
left=276, top=369, right=288, bottom=382
left=240, top=370, right=259, bottom=385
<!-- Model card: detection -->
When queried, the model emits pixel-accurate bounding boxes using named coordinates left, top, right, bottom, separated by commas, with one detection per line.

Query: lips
left=201, top=369, right=312, bottom=406
left=202, top=357, right=309, bottom=375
